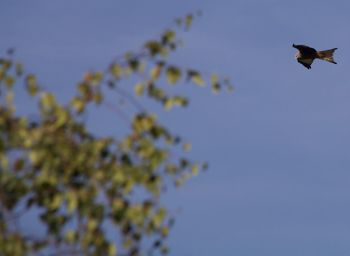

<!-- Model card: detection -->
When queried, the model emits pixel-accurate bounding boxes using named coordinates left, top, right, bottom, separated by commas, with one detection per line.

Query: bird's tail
left=317, top=48, right=337, bottom=64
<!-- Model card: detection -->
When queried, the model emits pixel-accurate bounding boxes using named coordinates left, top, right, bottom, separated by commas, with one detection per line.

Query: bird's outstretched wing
left=293, top=44, right=317, bottom=55
left=298, top=45, right=317, bottom=55
left=298, top=58, right=314, bottom=69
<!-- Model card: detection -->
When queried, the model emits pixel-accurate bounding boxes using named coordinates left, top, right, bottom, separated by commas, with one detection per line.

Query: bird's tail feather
left=317, top=48, right=337, bottom=64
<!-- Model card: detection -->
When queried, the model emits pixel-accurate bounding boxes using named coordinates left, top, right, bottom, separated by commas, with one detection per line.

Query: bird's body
left=293, top=44, right=337, bottom=69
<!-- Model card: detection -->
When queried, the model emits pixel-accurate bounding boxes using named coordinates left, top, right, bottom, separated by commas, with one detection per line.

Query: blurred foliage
left=0, top=13, right=233, bottom=256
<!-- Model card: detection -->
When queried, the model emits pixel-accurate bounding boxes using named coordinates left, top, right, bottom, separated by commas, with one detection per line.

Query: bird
left=293, top=44, right=337, bottom=69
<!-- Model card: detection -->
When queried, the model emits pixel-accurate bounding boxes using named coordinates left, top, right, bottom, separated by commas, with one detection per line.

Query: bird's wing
left=297, top=45, right=317, bottom=55
left=298, top=58, right=314, bottom=69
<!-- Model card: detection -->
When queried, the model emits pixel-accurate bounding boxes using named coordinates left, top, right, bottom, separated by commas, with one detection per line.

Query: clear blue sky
left=1, top=1, right=350, bottom=255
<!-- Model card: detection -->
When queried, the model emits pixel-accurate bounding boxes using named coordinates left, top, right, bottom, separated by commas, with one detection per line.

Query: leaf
left=65, top=230, right=76, bottom=243
left=128, top=59, right=140, bottom=72
left=94, top=90, right=103, bottom=104
left=152, top=208, right=166, bottom=228
left=187, top=70, right=205, bottom=86
left=26, top=74, right=39, bottom=96
left=160, top=227, right=169, bottom=237
left=71, top=97, right=85, bottom=113
left=182, top=143, right=191, bottom=152
left=6, top=91, right=14, bottom=106
left=108, top=244, right=117, bottom=256
left=91, top=71, right=104, bottom=85
left=150, top=65, right=162, bottom=80
left=191, top=164, right=199, bottom=176
left=166, top=66, right=181, bottom=84
left=185, top=14, right=193, bottom=30
left=211, top=74, right=219, bottom=84
left=49, top=194, right=63, bottom=210
left=87, top=218, right=98, bottom=231
left=15, top=62, right=23, bottom=76
left=66, top=190, right=78, bottom=212
left=134, top=83, right=145, bottom=96
left=161, top=30, right=176, bottom=45
left=4, top=76, right=14, bottom=88
left=110, top=63, right=122, bottom=79
left=148, top=84, right=165, bottom=100
left=163, top=98, right=173, bottom=110
left=40, top=92, right=56, bottom=110
left=145, top=41, right=163, bottom=56
left=211, top=83, right=221, bottom=93
left=172, top=96, right=188, bottom=107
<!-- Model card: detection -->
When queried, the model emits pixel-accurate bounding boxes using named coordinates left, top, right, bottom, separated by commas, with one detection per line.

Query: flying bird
left=293, top=44, right=337, bottom=69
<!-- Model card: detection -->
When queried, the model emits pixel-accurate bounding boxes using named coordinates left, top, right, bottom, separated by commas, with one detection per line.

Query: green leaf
left=166, top=66, right=181, bottom=84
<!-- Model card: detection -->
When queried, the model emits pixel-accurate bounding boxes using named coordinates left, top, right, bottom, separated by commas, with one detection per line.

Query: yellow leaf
left=65, top=230, right=76, bottom=243
left=71, top=97, right=85, bottom=113
left=188, top=70, right=205, bottom=86
left=49, top=194, right=63, bottom=210
left=182, top=143, right=191, bottom=152
left=134, top=83, right=145, bottom=96
left=4, top=76, right=14, bottom=88
left=66, top=190, right=78, bottom=212
left=94, top=90, right=103, bottom=104
left=150, top=65, right=162, bottom=80
left=166, top=66, right=181, bottom=84
left=40, top=93, right=56, bottom=109
left=108, top=244, right=117, bottom=256
left=191, top=164, right=199, bottom=176
left=87, top=218, right=98, bottom=231
left=191, top=74, right=205, bottom=86
left=163, top=98, right=173, bottom=110
left=110, top=64, right=122, bottom=79
left=26, top=74, right=39, bottom=96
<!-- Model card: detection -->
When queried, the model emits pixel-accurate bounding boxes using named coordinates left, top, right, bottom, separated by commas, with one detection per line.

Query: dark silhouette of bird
left=293, top=44, right=337, bottom=69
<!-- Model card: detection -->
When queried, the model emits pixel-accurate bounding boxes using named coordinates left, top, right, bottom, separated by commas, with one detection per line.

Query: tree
left=0, top=13, right=233, bottom=256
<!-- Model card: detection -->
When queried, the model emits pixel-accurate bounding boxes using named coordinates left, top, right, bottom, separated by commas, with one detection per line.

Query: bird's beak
left=292, top=44, right=297, bottom=48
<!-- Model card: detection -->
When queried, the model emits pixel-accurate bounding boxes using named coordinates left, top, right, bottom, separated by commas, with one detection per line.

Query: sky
left=1, top=0, right=350, bottom=255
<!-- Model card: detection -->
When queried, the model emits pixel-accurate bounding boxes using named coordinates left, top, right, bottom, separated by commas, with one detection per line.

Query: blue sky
left=1, top=0, right=350, bottom=255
